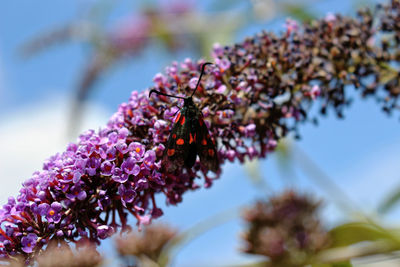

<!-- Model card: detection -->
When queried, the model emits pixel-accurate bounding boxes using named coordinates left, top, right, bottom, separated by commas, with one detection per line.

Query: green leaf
left=329, top=222, right=394, bottom=247
left=378, top=185, right=400, bottom=214
left=332, top=262, right=353, bottom=267
left=312, top=261, right=352, bottom=267
left=282, top=3, right=316, bottom=22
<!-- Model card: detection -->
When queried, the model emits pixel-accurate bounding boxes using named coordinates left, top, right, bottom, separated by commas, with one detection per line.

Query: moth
left=149, top=62, right=220, bottom=173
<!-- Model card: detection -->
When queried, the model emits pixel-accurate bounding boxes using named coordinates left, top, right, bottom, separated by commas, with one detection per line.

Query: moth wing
left=195, top=115, right=220, bottom=173
left=162, top=110, right=191, bottom=173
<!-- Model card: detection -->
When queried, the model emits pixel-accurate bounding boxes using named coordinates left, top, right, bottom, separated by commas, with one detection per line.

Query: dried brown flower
left=36, top=242, right=102, bottom=267
left=0, top=257, right=24, bottom=267
left=242, top=191, right=330, bottom=266
left=115, top=224, right=177, bottom=264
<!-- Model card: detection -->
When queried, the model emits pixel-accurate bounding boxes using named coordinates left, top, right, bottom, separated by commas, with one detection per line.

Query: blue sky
left=1, top=0, right=399, bottom=266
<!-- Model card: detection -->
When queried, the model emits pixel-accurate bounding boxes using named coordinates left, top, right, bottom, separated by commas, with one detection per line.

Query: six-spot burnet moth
left=149, top=62, right=220, bottom=173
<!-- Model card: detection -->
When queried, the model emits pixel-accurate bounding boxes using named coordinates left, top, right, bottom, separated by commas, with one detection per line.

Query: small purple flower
left=66, top=143, right=78, bottom=153
left=247, top=146, right=259, bottom=160
left=56, top=182, right=70, bottom=193
left=56, top=230, right=64, bottom=237
left=7, top=197, right=16, bottom=206
left=151, top=207, right=163, bottom=218
left=154, top=120, right=167, bottom=132
left=118, top=184, right=136, bottom=207
left=212, top=43, right=224, bottom=58
left=325, top=12, right=336, bottom=22
left=3, top=198, right=16, bottom=215
left=21, top=233, right=38, bottom=253
left=74, top=158, right=87, bottom=170
left=112, top=167, right=129, bottom=183
left=240, top=123, right=256, bottom=137
left=37, top=203, right=50, bottom=216
left=285, top=18, right=299, bottom=34
left=78, top=144, right=94, bottom=157
left=181, top=57, right=196, bottom=70
left=97, top=225, right=115, bottom=240
left=98, top=190, right=111, bottom=211
left=310, top=85, right=321, bottom=100
left=154, top=143, right=165, bottom=158
left=216, top=109, right=234, bottom=121
left=237, top=81, right=248, bottom=91
left=86, top=157, right=101, bottom=176
left=226, top=150, right=236, bottom=162
left=153, top=73, right=167, bottom=87
left=149, top=170, right=165, bottom=186
left=304, top=85, right=321, bottom=100
left=121, top=157, right=140, bottom=176
left=267, top=139, right=278, bottom=151
left=100, top=161, right=115, bottom=176
left=189, top=77, right=198, bottom=89
left=116, top=141, right=129, bottom=154
left=215, top=58, right=231, bottom=72
left=202, top=106, right=211, bottom=117
left=163, top=106, right=180, bottom=121
left=107, top=132, right=119, bottom=144
left=73, top=170, right=82, bottom=183
left=104, top=147, right=117, bottom=161
left=66, top=185, right=87, bottom=201
left=118, top=127, right=129, bottom=140
left=135, top=178, right=149, bottom=191
left=46, top=202, right=62, bottom=223
left=128, top=92, right=139, bottom=109
left=258, top=100, right=273, bottom=110
left=136, top=215, right=151, bottom=229
left=216, top=85, right=227, bottom=94
left=165, top=61, right=178, bottom=76
left=143, top=150, right=156, bottom=169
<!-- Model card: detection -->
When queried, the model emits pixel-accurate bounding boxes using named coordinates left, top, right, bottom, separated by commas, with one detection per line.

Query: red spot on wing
left=202, top=139, right=207, bottom=146
left=189, top=133, right=194, bottom=144
left=127, top=109, right=133, bottom=117
left=208, top=149, right=215, bottom=157
left=172, top=134, right=177, bottom=139
left=176, top=138, right=184, bottom=145
left=174, top=113, right=181, bottom=123
left=167, top=149, right=175, bottom=156
left=199, top=118, right=204, bottom=126
left=180, top=116, right=185, bottom=125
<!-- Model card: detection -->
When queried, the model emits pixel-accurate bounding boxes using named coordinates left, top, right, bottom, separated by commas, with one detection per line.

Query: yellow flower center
left=136, top=148, right=141, bottom=153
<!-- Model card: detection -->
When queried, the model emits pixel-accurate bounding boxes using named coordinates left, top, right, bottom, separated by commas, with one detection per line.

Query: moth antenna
left=149, top=89, right=186, bottom=99
left=191, top=62, right=213, bottom=97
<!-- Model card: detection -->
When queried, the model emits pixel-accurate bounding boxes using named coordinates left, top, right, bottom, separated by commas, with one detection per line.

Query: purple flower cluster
left=1, top=0, right=399, bottom=260
left=0, top=121, right=166, bottom=258
left=242, top=191, right=329, bottom=265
